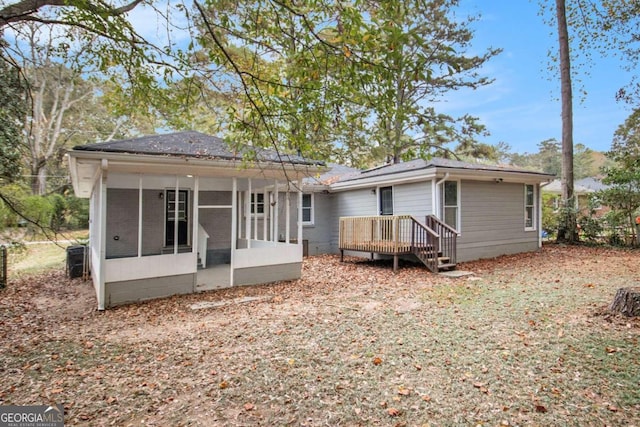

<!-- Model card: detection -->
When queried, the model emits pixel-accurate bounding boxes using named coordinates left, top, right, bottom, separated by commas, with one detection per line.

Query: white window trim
left=302, top=193, right=314, bottom=226
left=525, top=184, right=536, bottom=231
left=441, top=180, right=461, bottom=232
left=250, top=192, right=266, bottom=218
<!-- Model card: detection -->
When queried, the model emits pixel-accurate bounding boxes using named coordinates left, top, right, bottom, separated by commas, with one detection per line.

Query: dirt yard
left=0, top=244, right=639, bottom=426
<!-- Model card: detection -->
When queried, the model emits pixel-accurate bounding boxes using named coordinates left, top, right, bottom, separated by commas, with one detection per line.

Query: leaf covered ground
left=1, top=244, right=639, bottom=426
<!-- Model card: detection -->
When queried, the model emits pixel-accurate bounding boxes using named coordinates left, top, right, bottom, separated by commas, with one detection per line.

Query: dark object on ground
left=610, top=287, right=640, bottom=317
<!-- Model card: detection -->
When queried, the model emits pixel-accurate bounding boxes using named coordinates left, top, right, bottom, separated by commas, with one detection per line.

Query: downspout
left=433, top=173, right=450, bottom=218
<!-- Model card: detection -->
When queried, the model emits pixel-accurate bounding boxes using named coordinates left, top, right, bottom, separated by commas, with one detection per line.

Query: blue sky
left=439, top=0, right=635, bottom=154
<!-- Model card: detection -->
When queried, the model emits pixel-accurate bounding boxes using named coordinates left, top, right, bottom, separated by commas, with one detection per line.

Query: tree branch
left=0, top=0, right=144, bottom=28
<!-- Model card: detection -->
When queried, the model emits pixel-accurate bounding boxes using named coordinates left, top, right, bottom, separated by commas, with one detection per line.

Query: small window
left=302, top=193, right=314, bottom=225
left=525, top=184, right=536, bottom=230
left=251, top=193, right=265, bottom=216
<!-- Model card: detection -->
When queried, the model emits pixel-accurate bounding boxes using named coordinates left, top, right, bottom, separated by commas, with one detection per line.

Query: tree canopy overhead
left=1, top=0, right=503, bottom=181
left=190, top=0, right=500, bottom=166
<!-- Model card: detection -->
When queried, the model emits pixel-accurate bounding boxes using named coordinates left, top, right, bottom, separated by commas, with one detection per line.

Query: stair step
left=438, top=263, right=456, bottom=271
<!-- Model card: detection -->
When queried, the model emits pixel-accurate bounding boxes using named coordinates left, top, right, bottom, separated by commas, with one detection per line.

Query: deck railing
left=339, top=215, right=449, bottom=272
left=425, top=214, right=458, bottom=266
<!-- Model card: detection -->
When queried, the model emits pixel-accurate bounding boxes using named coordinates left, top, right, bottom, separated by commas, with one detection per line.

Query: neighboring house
left=542, top=177, right=609, bottom=216
left=302, top=158, right=554, bottom=265
left=69, top=131, right=554, bottom=309
left=68, top=131, right=323, bottom=309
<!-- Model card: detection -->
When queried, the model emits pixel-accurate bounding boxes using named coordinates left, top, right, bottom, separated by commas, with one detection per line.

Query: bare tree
left=10, top=22, right=95, bottom=194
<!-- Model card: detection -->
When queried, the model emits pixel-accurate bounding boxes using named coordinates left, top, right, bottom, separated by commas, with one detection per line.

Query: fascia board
left=67, top=150, right=324, bottom=180
left=440, top=168, right=555, bottom=183
left=329, top=166, right=553, bottom=192
left=330, top=168, right=437, bottom=191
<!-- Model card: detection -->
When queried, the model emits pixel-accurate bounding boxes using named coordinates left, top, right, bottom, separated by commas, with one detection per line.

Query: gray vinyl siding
left=141, top=189, right=164, bottom=256
left=393, top=181, right=432, bottom=220
left=106, top=273, right=196, bottom=307
left=107, top=188, right=196, bottom=259
left=457, top=180, right=538, bottom=262
left=233, top=262, right=302, bottom=286
left=199, top=191, right=232, bottom=265
left=330, top=188, right=378, bottom=253
left=106, top=189, right=139, bottom=258
left=275, top=192, right=300, bottom=241
left=302, top=192, right=335, bottom=255
left=198, top=191, right=232, bottom=249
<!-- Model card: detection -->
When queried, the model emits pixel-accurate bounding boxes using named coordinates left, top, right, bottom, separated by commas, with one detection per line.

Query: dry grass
left=0, top=244, right=639, bottom=426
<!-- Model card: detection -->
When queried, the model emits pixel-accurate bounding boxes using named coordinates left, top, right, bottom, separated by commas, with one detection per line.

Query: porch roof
left=68, top=131, right=325, bottom=198
left=72, top=131, right=324, bottom=167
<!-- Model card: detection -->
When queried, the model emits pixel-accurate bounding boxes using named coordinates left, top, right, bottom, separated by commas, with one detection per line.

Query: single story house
left=69, top=131, right=554, bottom=309
left=68, top=131, right=323, bottom=309
left=301, top=158, right=554, bottom=266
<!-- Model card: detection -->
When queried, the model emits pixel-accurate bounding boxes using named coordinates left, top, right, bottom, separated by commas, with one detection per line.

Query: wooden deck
left=339, top=215, right=457, bottom=272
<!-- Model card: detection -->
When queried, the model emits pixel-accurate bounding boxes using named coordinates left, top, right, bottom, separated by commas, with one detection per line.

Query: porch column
left=285, top=185, right=291, bottom=243
left=230, top=177, right=237, bottom=286
left=98, top=160, right=108, bottom=310
left=297, top=180, right=303, bottom=247
left=193, top=177, right=200, bottom=264
left=245, top=179, right=251, bottom=248
left=173, top=176, right=179, bottom=254
left=274, top=179, right=279, bottom=242
left=137, top=174, right=143, bottom=258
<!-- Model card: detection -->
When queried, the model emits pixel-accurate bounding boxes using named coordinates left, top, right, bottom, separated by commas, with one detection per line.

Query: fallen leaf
left=372, top=357, right=382, bottom=365
left=535, top=404, right=547, bottom=413
left=219, top=380, right=228, bottom=389
left=397, top=386, right=410, bottom=396
left=421, top=395, right=431, bottom=402
left=387, top=407, right=400, bottom=417
left=605, top=347, right=618, bottom=354
left=244, top=403, right=254, bottom=411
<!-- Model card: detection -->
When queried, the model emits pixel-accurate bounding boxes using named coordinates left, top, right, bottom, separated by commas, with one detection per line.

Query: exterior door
left=379, top=186, right=393, bottom=215
left=166, top=190, right=189, bottom=246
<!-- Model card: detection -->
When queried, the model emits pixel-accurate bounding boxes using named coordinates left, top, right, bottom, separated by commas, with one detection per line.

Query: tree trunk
left=555, top=0, right=578, bottom=243
left=610, top=287, right=640, bottom=317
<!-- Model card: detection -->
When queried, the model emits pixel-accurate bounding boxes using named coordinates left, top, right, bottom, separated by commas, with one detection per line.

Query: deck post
left=340, top=249, right=344, bottom=262
left=393, top=254, right=398, bottom=272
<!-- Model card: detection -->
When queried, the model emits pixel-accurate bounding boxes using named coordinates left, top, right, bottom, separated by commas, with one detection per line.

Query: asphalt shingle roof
left=336, top=158, right=553, bottom=183
left=73, top=131, right=325, bottom=166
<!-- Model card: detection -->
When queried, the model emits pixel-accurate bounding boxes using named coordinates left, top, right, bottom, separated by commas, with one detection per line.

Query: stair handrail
left=408, top=216, right=440, bottom=272
left=425, top=214, right=458, bottom=265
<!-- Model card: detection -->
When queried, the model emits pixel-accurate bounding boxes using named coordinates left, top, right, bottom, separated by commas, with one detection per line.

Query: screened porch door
left=166, top=189, right=189, bottom=246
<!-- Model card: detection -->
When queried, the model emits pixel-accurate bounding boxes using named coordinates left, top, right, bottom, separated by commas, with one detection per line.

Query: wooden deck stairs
left=339, top=215, right=458, bottom=273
